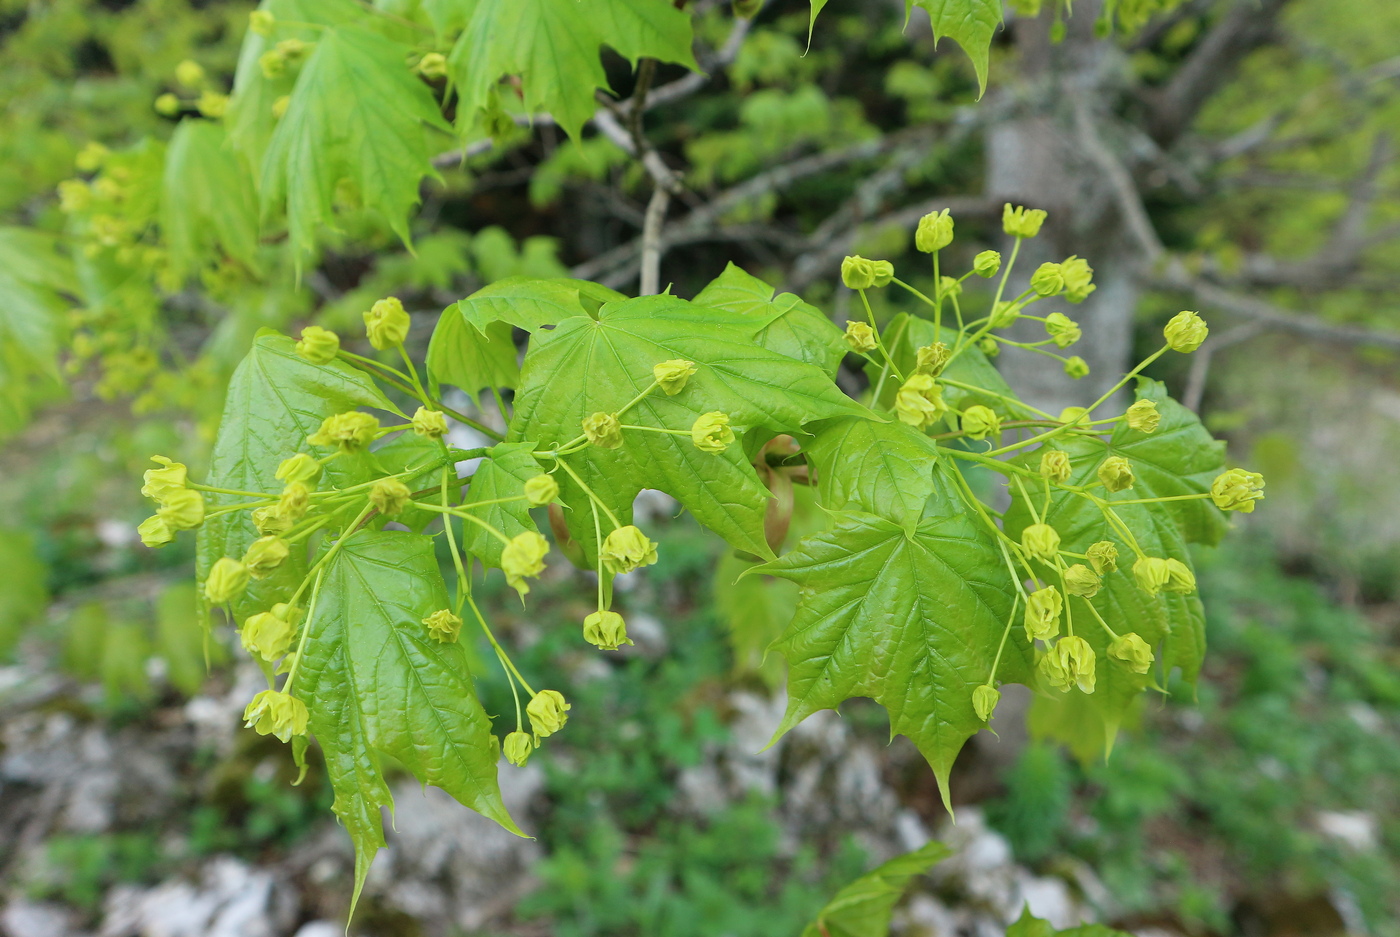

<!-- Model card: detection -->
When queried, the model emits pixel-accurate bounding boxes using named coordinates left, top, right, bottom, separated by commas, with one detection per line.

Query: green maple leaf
left=294, top=530, right=522, bottom=909
left=457, top=442, right=544, bottom=568
left=869, top=313, right=1030, bottom=419
left=692, top=262, right=846, bottom=375
left=1007, top=906, right=1132, bottom=937
left=801, top=840, right=951, bottom=937
left=803, top=417, right=941, bottom=526
left=0, top=227, right=70, bottom=434
left=198, top=329, right=393, bottom=621
left=261, top=24, right=452, bottom=260
left=447, top=0, right=697, bottom=140
left=507, top=293, right=870, bottom=560
left=809, top=0, right=1001, bottom=93
left=426, top=314, right=519, bottom=403
left=759, top=471, right=1025, bottom=809
left=161, top=120, right=259, bottom=280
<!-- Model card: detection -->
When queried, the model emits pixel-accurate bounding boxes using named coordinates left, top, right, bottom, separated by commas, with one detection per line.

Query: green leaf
left=448, top=275, right=605, bottom=333
left=911, top=0, right=1002, bottom=94
left=759, top=471, right=1025, bottom=810
left=261, top=24, right=452, bottom=260
left=426, top=314, right=519, bottom=402
left=457, top=442, right=543, bottom=568
left=296, top=530, right=522, bottom=907
left=1008, top=906, right=1133, bottom=937
left=801, top=840, right=952, bottom=937
left=508, top=294, right=870, bottom=560
left=162, top=120, right=260, bottom=280
left=803, top=417, right=940, bottom=526
left=446, top=0, right=697, bottom=140
left=692, top=262, right=846, bottom=375
left=198, top=329, right=394, bottom=621
left=0, top=527, right=48, bottom=659
left=0, top=227, right=72, bottom=434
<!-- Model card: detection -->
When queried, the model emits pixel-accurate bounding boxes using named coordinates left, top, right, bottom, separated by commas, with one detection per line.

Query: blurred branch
left=1182, top=321, right=1265, bottom=412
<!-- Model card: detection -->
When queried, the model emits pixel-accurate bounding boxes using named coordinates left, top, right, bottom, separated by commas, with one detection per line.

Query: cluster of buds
left=504, top=689, right=573, bottom=767
left=138, top=456, right=205, bottom=548
left=259, top=37, right=311, bottom=80
left=840, top=255, right=895, bottom=290
left=154, top=59, right=228, bottom=119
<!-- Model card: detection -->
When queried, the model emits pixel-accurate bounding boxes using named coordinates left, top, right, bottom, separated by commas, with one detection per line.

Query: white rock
left=1315, top=810, right=1378, bottom=851
left=1, top=900, right=77, bottom=937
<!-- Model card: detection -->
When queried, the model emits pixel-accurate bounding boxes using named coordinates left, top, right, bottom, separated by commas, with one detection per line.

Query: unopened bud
left=1043, top=312, right=1081, bottom=347
left=526, top=689, right=570, bottom=737
left=502, top=531, right=549, bottom=596
left=158, top=488, right=206, bottom=530
left=1132, top=556, right=1171, bottom=596
left=972, top=684, right=1000, bottom=722
left=583, top=610, right=632, bottom=650
left=1030, top=262, right=1065, bottom=296
left=241, top=610, right=294, bottom=660
left=370, top=478, right=411, bottom=517
left=197, top=91, right=228, bottom=119
left=364, top=296, right=410, bottom=350
left=1003, top=203, right=1047, bottom=239
left=175, top=59, right=205, bottom=88
left=1087, top=540, right=1118, bottom=574
left=249, top=9, right=275, bottom=36
left=915, top=342, right=950, bottom=376
left=1210, top=468, right=1264, bottom=513
left=503, top=730, right=535, bottom=766
left=1061, top=256, right=1095, bottom=303
left=417, top=52, right=447, bottom=79
left=1164, top=310, right=1208, bottom=353
left=205, top=557, right=249, bottom=604
left=1108, top=633, right=1154, bottom=674
left=1064, top=356, right=1089, bottom=379
left=1163, top=557, right=1196, bottom=594
left=259, top=49, right=286, bottom=79
left=75, top=142, right=108, bottom=173
left=141, top=455, right=189, bottom=502
left=139, top=516, right=174, bottom=548
left=276, top=38, right=308, bottom=62
left=844, top=320, right=878, bottom=353
left=243, top=536, right=289, bottom=578
left=840, top=255, right=893, bottom=290
left=1023, top=586, right=1062, bottom=642
left=1044, top=635, right=1096, bottom=694
left=691, top=411, right=734, bottom=454
left=1125, top=399, right=1159, bottom=433
left=1097, top=456, right=1134, bottom=492
left=253, top=506, right=292, bottom=536
left=1063, top=563, right=1101, bottom=597
left=915, top=208, right=954, bottom=253
left=278, top=481, right=310, bottom=522
left=960, top=405, right=1001, bottom=441
left=600, top=525, right=658, bottom=575
left=308, top=410, right=378, bottom=451
left=1021, top=523, right=1060, bottom=563
left=1039, top=448, right=1071, bottom=483
left=979, top=337, right=1000, bottom=358
left=1059, top=406, right=1089, bottom=426
left=412, top=407, right=448, bottom=438
left=581, top=412, right=623, bottom=449
left=653, top=359, right=697, bottom=395
left=423, top=608, right=463, bottom=643
left=243, top=689, right=308, bottom=742
left=894, top=374, right=947, bottom=429
left=275, top=452, right=322, bottom=486
left=973, top=250, right=1001, bottom=278
left=155, top=93, right=181, bottom=117
left=523, top=474, right=559, bottom=507
left=295, top=325, right=339, bottom=364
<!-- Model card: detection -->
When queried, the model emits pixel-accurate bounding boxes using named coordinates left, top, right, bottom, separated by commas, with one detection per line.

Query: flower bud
left=371, top=478, right=411, bottom=517
left=259, top=49, right=286, bottom=79
left=176, top=59, right=205, bottom=88
left=205, top=557, right=249, bottom=605
left=1087, top=540, right=1118, bottom=574
left=653, top=359, right=697, bottom=395
left=583, top=610, right=632, bottom=650
left=412, top=407, right=448, bottom=438
left=249, top=9, right=275, bottom=36
left=1023, top=586, right=1062, bottom=642
left=502, top=531, right=549, bottom=596
left=1003, top=203, right=1047, bottom=239
left=1164, top=310, right=1208, bottom=353
left=295, top=325, right=339, bottom=364
left=276, top=38, right=309, bottom=62
left=972, top=684, right=1000, bottom=722
left=1125, top=399, right=1159, bottom=433
left=1043, top=636, right=1095, bottom=694
left=915, top=208, right=954, bottom=253
left=894, top=374, right=947, bottom=429
left=278, top=481, right=310, bottom=522
left=253, top=506, right=292, bottom=536
left=961, top=405, right=1001, bottom=441
left=197, top=91, right=228, bottom=119
left=243, top=690, right=308, bottom=743
left=973, top=250, right=1001, bottom=278
left=58, top=180, right=91, bottom=213
left=138, top=516, right=174, bottom=548
left=1063, top=356, right=1089, bottom=379
left=1039, top=448, right=1071, bottom=483
left=417, top=52, right=448, bottom=79
left=364, top=297, right=410, bottom=350
left=75, top=141, right=108, bottom=173
left=523, top=474, right=558, bottom=507
left=1061, top=256, right=1095, bottom=303
left=142, top=455, right=189, bottom=502
left=914, top=342, right=950, bottom=377
left=1162, top=557, right=1196, bottom=594
left=1043, top=312, right=1081, bottom=348
left=1097, top=456, right=1134, bottom=492
left=1132, top=556, right=1171, bottom=596
left=691, top=411, right=735, bottom=454
left=243, top=536, right=289, bottom=579
left=1108, top=632, right=1154, bottom=674
left=600, top=525, right=659, bottom=575
left=526, top=689, right=570, bottom=738
left=241, top=610, right=294, bottom=661
left=979, top=337, right=1000, bottom=358
left=158, top=488, right=206, bottom=530
left=1059, top=406, right=1089, bottom=426
left=1210, top=468, right=1264, bottom=513
left=275, top=452, right=323, bottom=486
left=843, top=320, right=878, bottom=353
left=1030, top=262, right=1065, bottom=296
left=423, top=608, right=463, bottom=643
left=582, top=412, right=623, bottom=449
left=308, top=411, right=379, bottom=451
left=155, top=93, right=181, bottom=117
left=503, top=730, right=535, bottom=766
left=1063, top=563, right=1101, bottom=597
left=841, top=255, right=894, bottom=290
left=1021, top=523, right=1060, bottom=563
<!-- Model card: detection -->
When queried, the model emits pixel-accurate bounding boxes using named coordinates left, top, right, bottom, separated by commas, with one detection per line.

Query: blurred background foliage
left=1, top=0, right=1399, bottom=934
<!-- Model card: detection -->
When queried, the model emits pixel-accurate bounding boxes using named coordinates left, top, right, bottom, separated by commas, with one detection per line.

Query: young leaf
left=692, top=262, right=846, bottom=375
left=913, top=0, right=1002, bottom=94
left=759, top=471, right=1025, bottom=810
left=456, top=442, right=544, bottom=568
left=446, top=0, right=697, bottom=140
left=801, top=840, right=952, bottom=937
left=426, top=313, right=519, bottom=402
left=198, top=329, right=393, bottom=620
left=261, top=24, right=452, bottom=260
left=508, top=294, right=871, bottom=560
left=294, top=531, right=523, bottom=906
left=802, top=416, right=940, bottom=526
left=447, top=275, right=608, bottom=334
left=162, top=120, right=259, bottom=280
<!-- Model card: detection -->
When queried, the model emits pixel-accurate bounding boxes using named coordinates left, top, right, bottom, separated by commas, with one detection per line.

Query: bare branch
left=1072, top=100, right=1166, bottom=261
left=1182, top=321, right=1265, bottom=412
left=639, top=186, right=671, bottom=296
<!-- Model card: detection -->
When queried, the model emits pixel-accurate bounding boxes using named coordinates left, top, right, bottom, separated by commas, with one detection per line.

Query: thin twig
left=639, top=186, right=671, bottom=296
